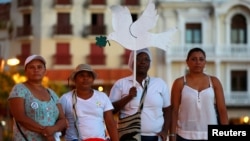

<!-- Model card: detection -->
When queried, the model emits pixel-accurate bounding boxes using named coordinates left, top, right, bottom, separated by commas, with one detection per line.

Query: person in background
left=170, top=47, right=228, bottom=141
left=59, top=64, right=119, bottom=141
left=8, top=54, right=67, bottom=141
left=109, top=48, right=171, bottom=141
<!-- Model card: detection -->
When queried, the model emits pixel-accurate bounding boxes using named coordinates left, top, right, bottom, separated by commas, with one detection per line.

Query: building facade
left=0, top=0, right=249, bottom=123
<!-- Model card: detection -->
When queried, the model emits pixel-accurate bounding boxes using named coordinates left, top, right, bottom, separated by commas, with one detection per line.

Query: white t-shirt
left=59, top=89, right=114, bottom=141
left=109, top=75, right=170, bottom=136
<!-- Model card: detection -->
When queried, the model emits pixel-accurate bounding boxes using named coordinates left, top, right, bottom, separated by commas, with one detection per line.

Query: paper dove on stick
left=107, top=0, right=177, bottom=51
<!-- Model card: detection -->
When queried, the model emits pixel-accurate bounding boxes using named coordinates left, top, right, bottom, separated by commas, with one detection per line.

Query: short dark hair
left=186, top=47, right=206, bottom=61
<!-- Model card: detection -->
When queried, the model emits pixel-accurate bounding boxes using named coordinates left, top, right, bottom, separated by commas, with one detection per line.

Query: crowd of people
left=8, top=47, right=228, bottom=141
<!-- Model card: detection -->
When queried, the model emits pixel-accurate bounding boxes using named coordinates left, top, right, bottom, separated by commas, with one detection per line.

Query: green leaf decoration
left=95, top=36, right=110, bottom=48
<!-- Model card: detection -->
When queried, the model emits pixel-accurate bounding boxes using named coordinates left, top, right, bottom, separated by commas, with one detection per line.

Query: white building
left=0, top=0, right=249, bottom=123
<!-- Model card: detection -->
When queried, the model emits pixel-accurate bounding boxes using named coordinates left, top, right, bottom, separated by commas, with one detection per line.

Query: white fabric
left=177, top=75, right=218, bottom=140
left=59, top=90, right=114, bottom=141
left=109, top=75, right=170, bottom=136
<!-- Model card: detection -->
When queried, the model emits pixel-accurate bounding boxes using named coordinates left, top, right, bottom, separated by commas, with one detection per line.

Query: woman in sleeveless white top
left=177, top=75, right=217, bottom=140
left=170, top=48, right=228, bottom=141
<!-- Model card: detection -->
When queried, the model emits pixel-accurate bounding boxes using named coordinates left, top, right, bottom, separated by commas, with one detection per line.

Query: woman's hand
left=45, top=135, right=56, bottom=141
left=128, top=87, right=137, bottom=98
left=157, top=130, right=167, bottom=141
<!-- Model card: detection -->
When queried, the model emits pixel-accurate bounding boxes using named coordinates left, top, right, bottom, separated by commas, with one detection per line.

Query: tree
left=0, top=72, right=15, bottom=117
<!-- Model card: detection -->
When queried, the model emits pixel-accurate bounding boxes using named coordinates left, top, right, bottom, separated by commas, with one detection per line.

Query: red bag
left=83, top=138, right=106, bottom=141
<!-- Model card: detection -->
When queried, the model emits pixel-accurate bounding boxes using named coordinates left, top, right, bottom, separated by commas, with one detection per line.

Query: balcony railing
left=91, top=0, right=106, bottom=5
left=225, top=93, right=250, bottom=106
left=87, top=55, right=106, bottom=65
left=16, top=26, right=32, bottom=37
left=53, top=54, right=72, bottom=65
left=17, top=0, right=32, bottom=7
left=53, top=25, right=72, bottom=35
left=122, top=0, right=139, bottom=6
left=167, top=45, right=250, bottom=59
left=84, top=25, right=106, bottom=35
left=54, top=0, right=72, bottom=5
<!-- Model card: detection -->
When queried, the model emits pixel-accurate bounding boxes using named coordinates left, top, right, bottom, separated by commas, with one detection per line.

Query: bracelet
left=169, top=133, right=176, bottom=137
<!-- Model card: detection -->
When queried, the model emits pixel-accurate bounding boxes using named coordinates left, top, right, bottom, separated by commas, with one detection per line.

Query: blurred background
left=0, top=0, right=250, bottom=140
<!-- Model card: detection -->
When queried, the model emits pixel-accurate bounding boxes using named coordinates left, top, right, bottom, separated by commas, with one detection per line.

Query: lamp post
left=6, top=57, right=20, bottom=74
left=6, top=57, right=19, bottom=67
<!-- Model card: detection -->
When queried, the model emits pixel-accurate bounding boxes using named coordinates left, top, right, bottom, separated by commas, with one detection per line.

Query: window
left=17, top=43, right=31, bottom=65
left=185, top=23, right=202, bottom=44
left=121, top=49, right=131, bottom=65
left=58, top=13, right=70, bottom=25
left=23, top=14, right=31, bottom=26
left=91, top=0, right=105, bottom=5
left=231, top=14, right=247, bottom=44
left=231, top=70, right=247, bottom=91
left=17, top=13, right=32, bottom=37
left=122, top=0, right=139, bottom=5
left=53, top=43, right=71, bottom=65
left=90, top=13, right=105, bottom=35
left=55, top=13, right=72, bottom=35
left=87, top=43, right=106, bottom=65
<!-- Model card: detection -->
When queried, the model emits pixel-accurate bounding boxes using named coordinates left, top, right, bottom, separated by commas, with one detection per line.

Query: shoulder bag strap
left=72, top=90, right=80, bottom=140
left=16, top=121, right=29, bottom=141
left=138, top=78, right=149, bottom=112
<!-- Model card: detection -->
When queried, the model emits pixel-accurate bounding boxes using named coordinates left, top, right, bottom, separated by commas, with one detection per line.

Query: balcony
left=91, top=0, right=106, bottom=5
left=54, top=0, right=72, bottom=5
left=83, top=25, right=106, bottom=36
left=17, top=0, right=33, bottom=12
left=54, top=0, right=72, bottom=11
left=167, top=45, right=250, bottom=62
left=86, top=55, right=106, bottom=65
left=121, top=50, right=131, bottom=65
left=84, top=0, right=106, bottom=9
left=225, top=93, right=250, bottom=107
left=53, top=24, right=73, bottom=38
left=122, top=0, right=140, bottom=6
left=16, top=26, right=33, bottom=40
left=53, top=54, right=72, bottom=65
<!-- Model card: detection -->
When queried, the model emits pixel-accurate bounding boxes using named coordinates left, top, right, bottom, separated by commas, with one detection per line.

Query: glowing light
left=243, top=116, right=249, bottom=124
left=7, top=58, right=20, bottom=66
left=1, top=120, right=6, bottom=126
left=98, top=86, right=104, bottom=92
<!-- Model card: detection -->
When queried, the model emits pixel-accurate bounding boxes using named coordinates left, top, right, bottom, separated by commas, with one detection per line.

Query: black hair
left=186, top=47, right=206, bottom=61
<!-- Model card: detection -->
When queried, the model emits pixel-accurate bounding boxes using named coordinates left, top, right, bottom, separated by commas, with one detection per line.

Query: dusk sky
left=0, top=0, right=11, bottom=3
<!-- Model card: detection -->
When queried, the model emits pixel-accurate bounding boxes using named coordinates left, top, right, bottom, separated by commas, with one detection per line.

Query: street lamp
left=6, top=57, right=20, bottom=74
left=6, top=57, right=20, bottom=66
left=0, top=57, right=20, bottom=73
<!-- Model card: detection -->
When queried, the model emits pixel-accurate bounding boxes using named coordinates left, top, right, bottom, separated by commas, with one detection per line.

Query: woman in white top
left=170, top=47, right=228, bottom=141
left=109, top=48, right=171, bottom=141
left=60, top=64, right=119, bottom=141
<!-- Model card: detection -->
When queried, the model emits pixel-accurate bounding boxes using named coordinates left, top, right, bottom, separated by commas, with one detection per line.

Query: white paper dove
left=107, top=0, right=177, bottom=51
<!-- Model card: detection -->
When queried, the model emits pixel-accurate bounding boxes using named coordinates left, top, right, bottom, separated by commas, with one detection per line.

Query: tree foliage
left=0, top=72, right=15, bottom=105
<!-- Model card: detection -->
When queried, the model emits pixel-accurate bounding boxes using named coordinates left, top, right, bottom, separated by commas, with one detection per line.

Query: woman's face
left=74, top=71, right=94, bottom=89
left=25, top=60, right=46, bottom=81
left=186, top=51, right=206, bottom=73
left=136, top=52, right=150, bottom=74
